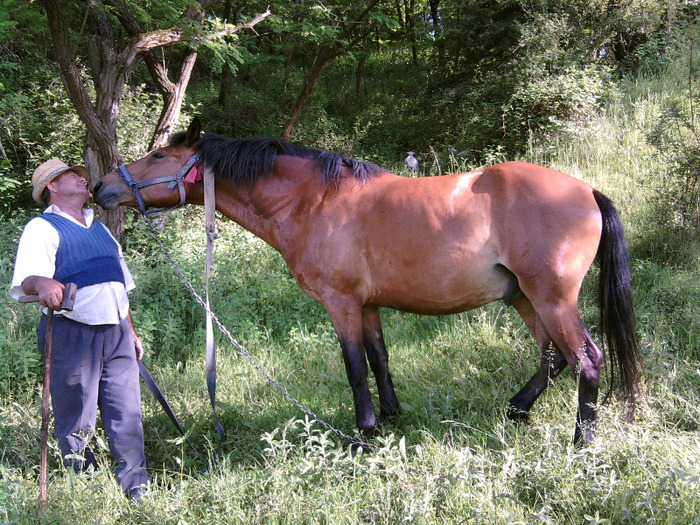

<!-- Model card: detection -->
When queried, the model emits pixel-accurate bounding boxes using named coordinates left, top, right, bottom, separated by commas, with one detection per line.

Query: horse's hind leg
left=508, top=295, right=569, bottom=423
left=362, top=307, right=400, bottom=419
left=529, top=297, right=603, bottom=444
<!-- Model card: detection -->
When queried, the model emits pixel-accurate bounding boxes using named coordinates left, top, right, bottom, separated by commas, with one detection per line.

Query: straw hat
left=31, top=158, right=89, bottom=203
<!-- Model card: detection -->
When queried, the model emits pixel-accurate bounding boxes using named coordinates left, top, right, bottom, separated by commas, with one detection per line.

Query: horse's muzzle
left=93, top=180, right=127, bottom=210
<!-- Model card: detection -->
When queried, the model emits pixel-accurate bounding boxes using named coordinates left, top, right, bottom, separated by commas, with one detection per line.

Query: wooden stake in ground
left=19, top=282, right=77, bottom=511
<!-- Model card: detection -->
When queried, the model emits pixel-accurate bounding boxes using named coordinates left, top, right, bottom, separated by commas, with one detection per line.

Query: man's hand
left=126, top=311, right=144, bottom=361
left=22, top=276, right=65, bottom=311
left=133, top=333, right=144, bottom=361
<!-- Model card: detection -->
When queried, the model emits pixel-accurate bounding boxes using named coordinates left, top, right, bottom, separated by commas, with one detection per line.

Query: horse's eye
left=152, top=151, right=164, bottom=159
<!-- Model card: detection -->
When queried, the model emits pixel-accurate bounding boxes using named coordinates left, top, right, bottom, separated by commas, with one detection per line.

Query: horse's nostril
left=93, top=181, right=102, bottom=192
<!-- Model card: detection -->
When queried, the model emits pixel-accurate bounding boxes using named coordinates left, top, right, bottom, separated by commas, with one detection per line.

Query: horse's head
left=94, top=118, right=202, bottom=215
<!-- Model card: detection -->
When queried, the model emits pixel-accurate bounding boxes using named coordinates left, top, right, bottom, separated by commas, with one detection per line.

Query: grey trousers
left=38, top=314, right=149, bottom=495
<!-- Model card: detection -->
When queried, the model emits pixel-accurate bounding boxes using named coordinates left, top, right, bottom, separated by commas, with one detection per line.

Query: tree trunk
left=42, top=0, right=133, bottom=238
left=282, top=46, right=337, bottom=141
left=87, top=13, right=129, bottom=238
left=42, top=0, right=269, bottom=238
left=404, top=0, right=418, bottom=65
left=150, top=49, right=198, bottom=149
left=85, top=137, right=125, bottom=240
left=356, top=36, right=369, bottom=99
left=283, top=45, right=296, bottom=93
left=218, top=0, right=234, bottom=107
left=395, top=0, right=405, bottom=26
left=429, top=0, right=444, bottom=67
left=280, top=0, right=381, bottom=140
left=356, top=52, right=368, bottom=98
left=219, top=61, right=232, bottom=107
left=41, top=0, right=116, bottom=160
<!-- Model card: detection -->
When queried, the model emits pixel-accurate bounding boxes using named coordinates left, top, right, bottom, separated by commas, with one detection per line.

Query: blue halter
left=116, top=152, right=200, bottom=217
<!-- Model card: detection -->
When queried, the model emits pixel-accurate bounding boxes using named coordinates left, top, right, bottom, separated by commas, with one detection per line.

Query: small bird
left=405, top=151, right=418, bottom=173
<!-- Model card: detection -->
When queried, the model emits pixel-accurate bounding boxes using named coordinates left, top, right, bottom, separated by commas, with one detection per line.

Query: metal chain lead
left=138, top=213, right=370, bottom=451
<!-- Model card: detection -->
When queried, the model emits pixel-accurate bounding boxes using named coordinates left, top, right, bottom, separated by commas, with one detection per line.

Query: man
left=10, top=158, right=149, bottom=499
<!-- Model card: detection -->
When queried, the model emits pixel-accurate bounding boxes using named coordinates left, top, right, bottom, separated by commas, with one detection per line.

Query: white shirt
left=10, top=206, right=134, bottom=325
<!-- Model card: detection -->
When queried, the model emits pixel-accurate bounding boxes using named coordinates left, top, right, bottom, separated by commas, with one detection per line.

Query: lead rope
left=136, top=200, right=370, bottom=455
left=204, top=167, right=226, bottom=461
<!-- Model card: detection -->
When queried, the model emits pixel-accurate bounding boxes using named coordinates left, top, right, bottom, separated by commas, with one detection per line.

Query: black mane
left=169, top=131, right=385, bottom=186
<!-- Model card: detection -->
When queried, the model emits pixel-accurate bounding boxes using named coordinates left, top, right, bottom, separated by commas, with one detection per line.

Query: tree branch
left=125, top=9, right=271, bottom=55
left=198, top=9, right=272, bottom=41
left=40, top=0, right=111, bottom=150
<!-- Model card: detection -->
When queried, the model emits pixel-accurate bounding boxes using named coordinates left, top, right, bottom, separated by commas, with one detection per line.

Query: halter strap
left=116, top=152, right=200, bottom=217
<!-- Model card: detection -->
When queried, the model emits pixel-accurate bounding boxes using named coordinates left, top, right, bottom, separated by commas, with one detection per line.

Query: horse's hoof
left=506, top=405, right=531, bottom=424
left=573, top=426, right=596, bottom=446
left=360, top=425, right=380, bottom=439
left=350, top=440, right=370, bottom=457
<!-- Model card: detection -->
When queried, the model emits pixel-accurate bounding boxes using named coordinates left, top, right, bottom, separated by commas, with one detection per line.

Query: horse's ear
left=185, top=117, right=201, bottom=147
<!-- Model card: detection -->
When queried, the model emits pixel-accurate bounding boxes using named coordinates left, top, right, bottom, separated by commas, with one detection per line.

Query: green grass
left=2, top=76, right=700, bottom=523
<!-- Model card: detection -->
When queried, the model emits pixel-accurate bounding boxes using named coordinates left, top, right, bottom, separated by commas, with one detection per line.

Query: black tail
left=593, top=190, right=643, bottom=414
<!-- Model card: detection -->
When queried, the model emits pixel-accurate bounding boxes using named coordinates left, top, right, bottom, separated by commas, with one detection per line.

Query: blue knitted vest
left=40, top=213, right=125, bottom=288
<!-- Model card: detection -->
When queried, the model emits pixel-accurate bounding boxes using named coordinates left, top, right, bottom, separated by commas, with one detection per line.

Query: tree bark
left=356, top=52, right=368, bottom=98
left=356, top=35, right=369, bottom=98
left=41, top=0, right=121, bottom=159
left=42, top=0, right=134, bottom=237
left=283, top=45, right=296, bottom=93
left=108, top=0, right=198, bottom=149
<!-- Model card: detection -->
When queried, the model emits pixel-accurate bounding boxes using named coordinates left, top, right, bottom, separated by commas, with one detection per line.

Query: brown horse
left=94, top=118, right=642, bottom=444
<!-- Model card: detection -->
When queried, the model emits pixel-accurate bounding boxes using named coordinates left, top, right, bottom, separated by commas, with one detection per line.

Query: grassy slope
left=1, top=77, right=699, bottom=524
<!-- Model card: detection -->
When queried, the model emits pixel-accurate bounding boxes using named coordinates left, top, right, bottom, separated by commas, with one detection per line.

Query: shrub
left=642, top=18, right=699, bottom=257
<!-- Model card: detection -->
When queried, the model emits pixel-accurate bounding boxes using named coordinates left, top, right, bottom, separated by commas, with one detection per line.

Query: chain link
left=138, top=213, right=370, bottom=451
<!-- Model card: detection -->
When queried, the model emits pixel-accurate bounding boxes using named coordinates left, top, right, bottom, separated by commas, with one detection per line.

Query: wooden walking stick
left=19, top=282, right=77, bottom=511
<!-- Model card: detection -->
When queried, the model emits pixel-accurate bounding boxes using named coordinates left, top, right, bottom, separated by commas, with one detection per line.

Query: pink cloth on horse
left=183, top=162, right=203, bottom=183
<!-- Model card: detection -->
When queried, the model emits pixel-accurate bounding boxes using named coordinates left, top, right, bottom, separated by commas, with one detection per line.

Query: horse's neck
left=211, top=178, right=306, bottom=252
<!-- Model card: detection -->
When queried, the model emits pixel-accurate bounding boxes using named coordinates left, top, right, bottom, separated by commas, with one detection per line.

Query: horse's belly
left=367, top=259, right=514, bottom=315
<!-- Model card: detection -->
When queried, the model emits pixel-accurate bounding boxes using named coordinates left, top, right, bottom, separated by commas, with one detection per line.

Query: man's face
left=50, top=170, right=90, bottom=200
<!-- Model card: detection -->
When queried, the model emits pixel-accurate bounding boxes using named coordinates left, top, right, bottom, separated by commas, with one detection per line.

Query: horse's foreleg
left=325, top=300, right=377, bottom=433
left=362, top=307, right=400, bottom=419
left=508, top=295, right=568, bottom=423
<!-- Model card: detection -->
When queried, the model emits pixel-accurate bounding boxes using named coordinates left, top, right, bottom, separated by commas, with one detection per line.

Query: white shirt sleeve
left=10, top=217, right=60, bottom=299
